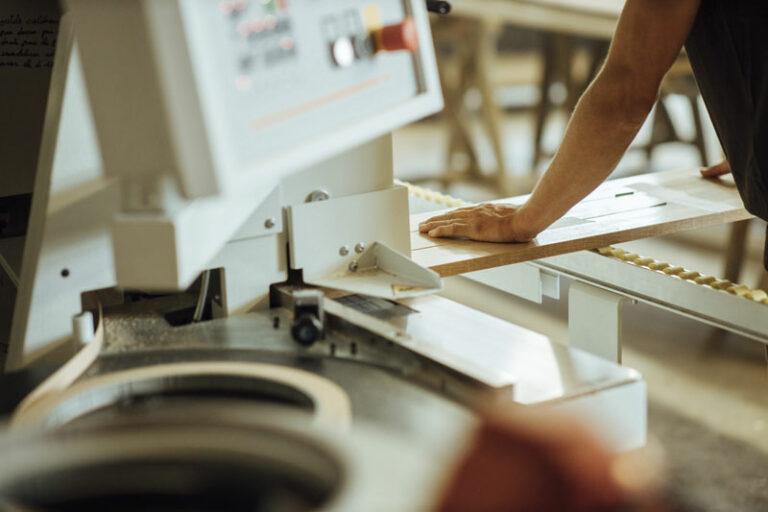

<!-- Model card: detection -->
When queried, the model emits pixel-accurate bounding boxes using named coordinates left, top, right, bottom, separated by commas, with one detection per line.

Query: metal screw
left=339, top=246, right=350, bottom=256
left=306, top=190, right=330, bottom=203
left=348, top=261, right=359, bottom=272
left=355, top=242, right=367, bottom=254
left=264, top=218, right=276, bottom=229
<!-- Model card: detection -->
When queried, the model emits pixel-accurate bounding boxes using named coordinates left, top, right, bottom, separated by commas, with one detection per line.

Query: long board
left=410, top=170, right=752, bottom=277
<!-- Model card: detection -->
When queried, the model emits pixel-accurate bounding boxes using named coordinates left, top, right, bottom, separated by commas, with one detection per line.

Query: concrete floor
left=395, top=104, right=768, bottom=510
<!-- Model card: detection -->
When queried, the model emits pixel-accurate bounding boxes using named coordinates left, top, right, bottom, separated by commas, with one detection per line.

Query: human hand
left=700, top=160, right=731, bottom=178
left=436, top=408, right=666, bottom=512
left=418, top=203, right=541, bottom=243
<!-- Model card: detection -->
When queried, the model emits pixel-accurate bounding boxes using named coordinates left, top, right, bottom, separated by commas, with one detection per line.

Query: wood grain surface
left=411, top=170, right=752, bottom=277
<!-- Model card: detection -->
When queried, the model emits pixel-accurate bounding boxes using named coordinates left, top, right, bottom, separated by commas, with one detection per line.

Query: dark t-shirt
left=685, top=0, right=768, bottom=269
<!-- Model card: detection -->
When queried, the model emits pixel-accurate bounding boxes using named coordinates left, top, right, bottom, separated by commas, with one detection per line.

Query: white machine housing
left=9, top=0, right=444, bottom=368
left=70, top=0, right=443, bottom=290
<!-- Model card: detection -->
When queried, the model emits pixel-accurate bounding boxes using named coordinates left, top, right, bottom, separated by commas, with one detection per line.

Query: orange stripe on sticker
left=251, top=74, right=392, bottom=131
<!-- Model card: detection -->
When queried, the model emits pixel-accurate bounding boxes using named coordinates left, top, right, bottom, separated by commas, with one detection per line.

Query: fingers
left=419, top=219, right=454, bottom=233
left=428, top=223, right=472, bottom=238
left=419, top=215, right=469, bottom=233
left=700, top=160, right=731, bottom=178
left=419, top=209, right=476, bottom=230
left=418, top=204, right=522, bottom=241
left=419, top=204, right=510, bottom=233
left=436, top=409, right=631, bottom=512
left=419, top=214, right=469, bottom=231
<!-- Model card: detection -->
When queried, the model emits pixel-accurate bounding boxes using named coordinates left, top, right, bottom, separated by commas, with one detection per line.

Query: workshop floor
left=394, top=103, right=768, bottom=511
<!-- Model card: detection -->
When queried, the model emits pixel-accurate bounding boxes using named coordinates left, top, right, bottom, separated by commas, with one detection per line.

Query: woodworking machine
left=0, top=0, right=646, bottom=509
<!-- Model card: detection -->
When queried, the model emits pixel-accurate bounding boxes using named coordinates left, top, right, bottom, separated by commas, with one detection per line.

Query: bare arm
left=420, top=0, right=702, bottom=242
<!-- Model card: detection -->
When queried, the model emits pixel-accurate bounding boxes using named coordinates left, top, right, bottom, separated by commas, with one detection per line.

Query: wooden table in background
left=433, top=0, right=707, bottom=192
left=449, top=0, right=624, bottom=39
left=431, top=0, right=625, bottom=195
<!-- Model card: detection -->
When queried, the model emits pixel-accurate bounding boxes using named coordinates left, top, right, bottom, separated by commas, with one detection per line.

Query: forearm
left=420, top=0, right=701, bottom=244
left=518, top=73, right=654, bottom=235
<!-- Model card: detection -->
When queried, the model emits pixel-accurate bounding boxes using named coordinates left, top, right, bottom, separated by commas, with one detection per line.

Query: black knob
left=426, top=0, right=451, bottom=15
left=291, top=314, right=323, bottom=346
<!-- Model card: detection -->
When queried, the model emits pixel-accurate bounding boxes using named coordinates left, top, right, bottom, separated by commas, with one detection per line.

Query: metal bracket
left=308, top=241, right=442, bottom=300
left=568, top=281, right=628, bottom=363
left=466, top=263, right=560, bottom=304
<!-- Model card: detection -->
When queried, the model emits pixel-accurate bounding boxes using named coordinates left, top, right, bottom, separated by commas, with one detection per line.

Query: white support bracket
left=466, top=263, right=560, bottom=304
left=568, top=281, right=629, bottom=363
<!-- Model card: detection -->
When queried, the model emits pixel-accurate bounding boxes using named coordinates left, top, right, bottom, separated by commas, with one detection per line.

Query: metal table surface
left=80, top=295, right=644, bottom=449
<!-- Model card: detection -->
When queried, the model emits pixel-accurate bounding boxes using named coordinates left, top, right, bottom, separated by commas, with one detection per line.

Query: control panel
left=178, top=0, right=434, bottom=187
left=70, top=0, right=440, bottom=199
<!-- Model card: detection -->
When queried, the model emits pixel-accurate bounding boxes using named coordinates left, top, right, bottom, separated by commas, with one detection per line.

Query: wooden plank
left=410, top=170, right=753, bottom=277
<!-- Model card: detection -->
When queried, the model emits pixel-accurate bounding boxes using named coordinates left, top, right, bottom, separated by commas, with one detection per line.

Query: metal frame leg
left=723, top=220, right=750, bottom=283
left=568, top=281, right=628, bottom=363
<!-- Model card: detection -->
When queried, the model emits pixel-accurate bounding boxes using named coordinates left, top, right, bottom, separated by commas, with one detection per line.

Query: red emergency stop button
left=376, top=17, right=419, bottom=53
